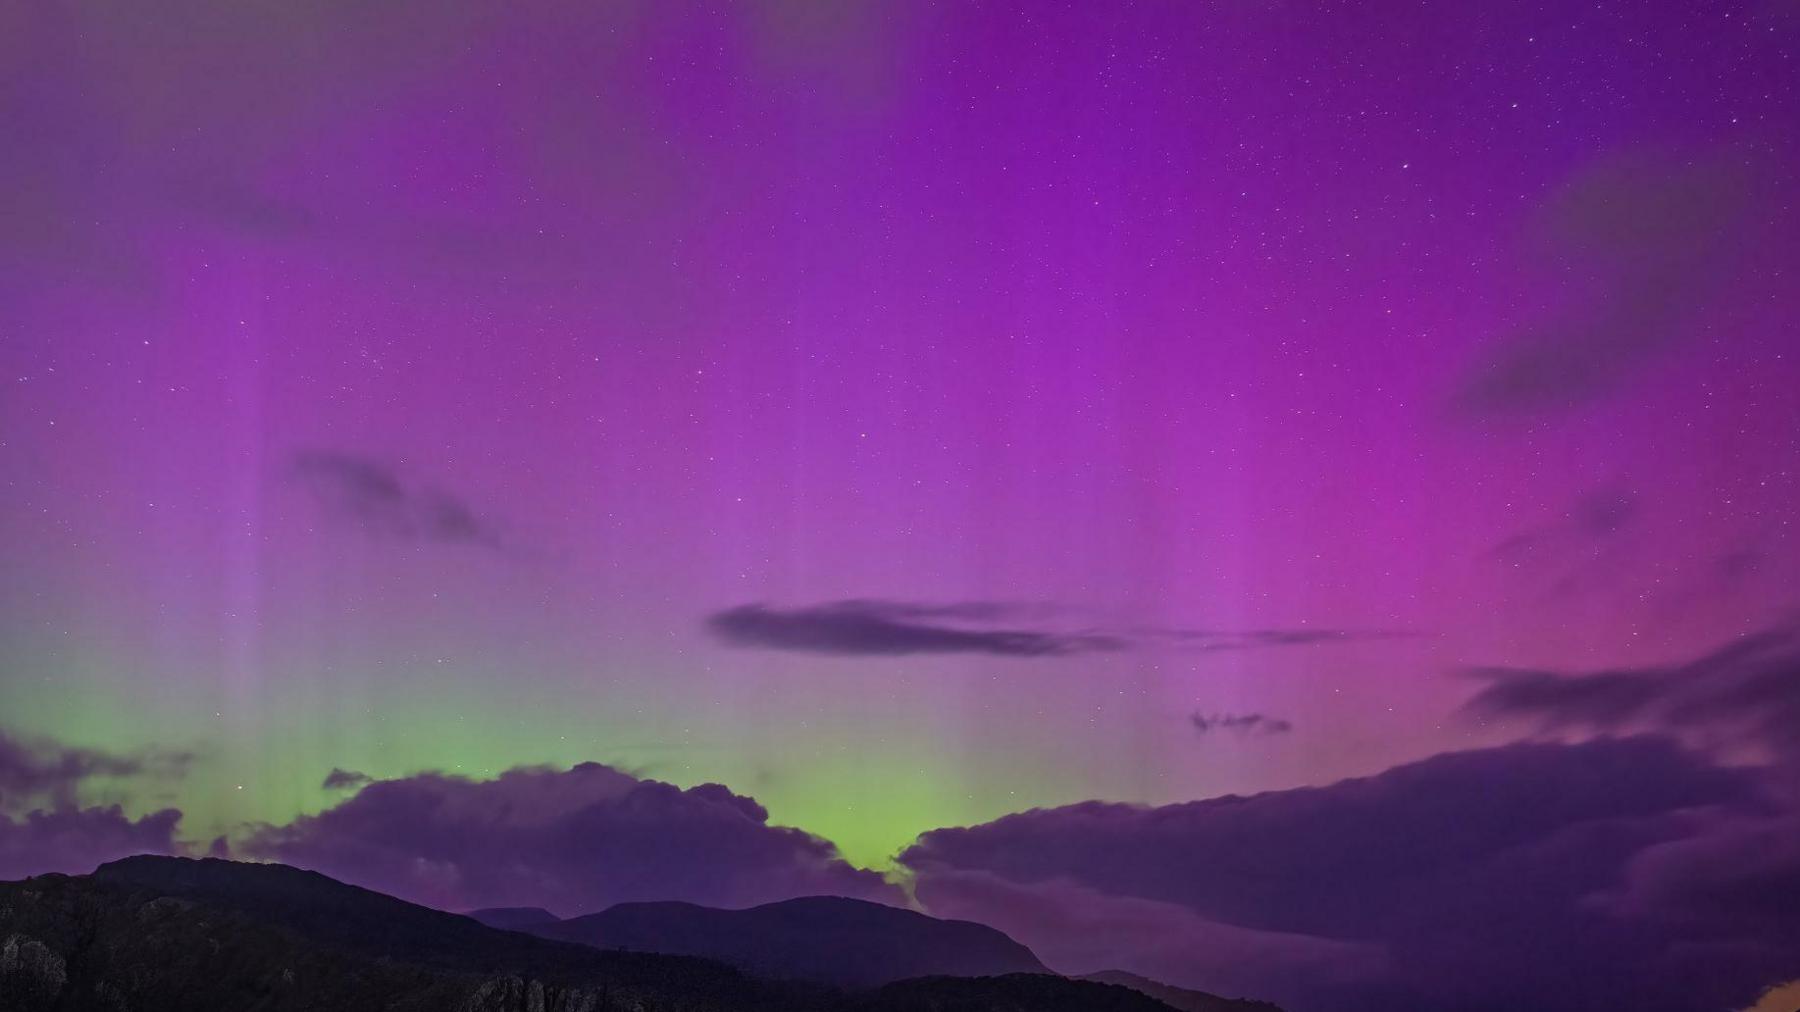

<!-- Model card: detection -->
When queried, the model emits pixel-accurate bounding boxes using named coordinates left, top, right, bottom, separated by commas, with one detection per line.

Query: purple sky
left=2, top=3, right=1798, bottom=1009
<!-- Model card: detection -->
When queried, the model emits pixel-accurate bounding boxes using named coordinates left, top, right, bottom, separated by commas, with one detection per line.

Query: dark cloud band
left=705, top=601, right=1125, bottom=657
left=706, top=600, right=1407, bottom=660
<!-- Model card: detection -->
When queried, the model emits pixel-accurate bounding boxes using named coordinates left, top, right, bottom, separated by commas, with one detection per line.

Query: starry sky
left=3, top=4, right=1800, bottom=1007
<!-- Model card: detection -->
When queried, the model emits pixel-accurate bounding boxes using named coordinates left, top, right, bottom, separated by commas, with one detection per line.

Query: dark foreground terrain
left=1078, top=971, right=1284, bottom=1012
left=0, top=857, right=1274, bottom=1012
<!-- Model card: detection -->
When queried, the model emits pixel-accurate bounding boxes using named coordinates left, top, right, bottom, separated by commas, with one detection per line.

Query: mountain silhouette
left=522, top=895, right=1048, bottom=986
left=5, top=855, right=788, bottom=1011
left=0, top=857, right=1242, bottom=1012
left=469, top=906, right=562, bottom=931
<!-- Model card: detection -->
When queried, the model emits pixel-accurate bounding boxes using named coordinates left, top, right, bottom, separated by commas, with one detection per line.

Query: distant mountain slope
left=469, top=906, right=562, bottom=931
left=533, top=894, right=1048, bottom=986
left=0, top=857, right=1207, bottom=1012
left=1080, top=970, right=1285, bottom=1012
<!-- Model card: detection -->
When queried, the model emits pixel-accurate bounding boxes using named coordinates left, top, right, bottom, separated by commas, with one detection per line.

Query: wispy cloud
left=707, top=600, right=1411, bottom=659
left=1462, top=620, right=1800, bottom=759
left=0, top=729, right=190, bottom=879
left=322, top=768, right=372, bottom=790
left=705, top=601, right=1124, bottom=657
left=0, top=730, right=192, bottom=813
left=1190, top=712, right=1293, bottom=735
left=1171, top=628, right=1414, bottom=653
left=1491, top=484, right=1640, bottom=563
left=291, top=450, right=504, bottom=550
left=1452, top=151, right=1751, bottom=419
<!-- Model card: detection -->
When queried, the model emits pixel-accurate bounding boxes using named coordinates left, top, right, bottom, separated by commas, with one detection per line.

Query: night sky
left=3, top=3, right=1799, bottom=1010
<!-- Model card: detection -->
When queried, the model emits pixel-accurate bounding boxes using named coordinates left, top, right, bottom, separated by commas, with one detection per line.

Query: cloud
left=1452, top=152, right=1750, bottom=418
left=705, top=601, right=1125, bottom=657
left=902, top=736, right=1788, bottom=1012
left=1491, top=485, right=1640, bottom=563
left=1463, top=621, right=1800, bottom=759
left=1604, top=812, right=1800, bottom=935
left=1485, top=484, right=1659, bottom=603
left=291, top=450, right=504, bottom=549
left=1177, top=628, right=1411, bottom=653
left=0, top=730, right=191, bottom=813
left=1715, top=544, right=1770, bottom=584
left=913, top=869, right=1381, bottom=1006
left=237, top=761, right=900, bottom=915
left=1744, top=980, right=1800, bottom=1012
left=0, top=806, right=183, bottom=882
left=0, top=730, right=188, bottom=881
left=1190, top=713, right=1293, bottom=735
left=706, top=600, right=1403, bottom=659
left=321, top=768, right=372, bottom=790
left=0, top=734, right=141, bottom=812
left=1461, top=622, right=1800, bottom=989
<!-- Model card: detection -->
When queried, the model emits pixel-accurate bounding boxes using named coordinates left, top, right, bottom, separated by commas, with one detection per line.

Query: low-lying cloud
left=0, top=730, right=186, bottom=880
left=236, top=761, right=901, bottom=915
left=0, top=806, right=182, bottom=882
left=902, top=735, right=1792, bottom=1012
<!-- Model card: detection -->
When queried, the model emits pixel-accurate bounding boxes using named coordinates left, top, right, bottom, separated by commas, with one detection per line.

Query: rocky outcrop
left=1, top=934, right=67, bottom=1005
left=458, top=976, right=605, bottom=1012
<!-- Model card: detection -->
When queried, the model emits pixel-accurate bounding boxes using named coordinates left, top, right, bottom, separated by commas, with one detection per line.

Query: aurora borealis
left=3, top=3, right=1799, bottom=1009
